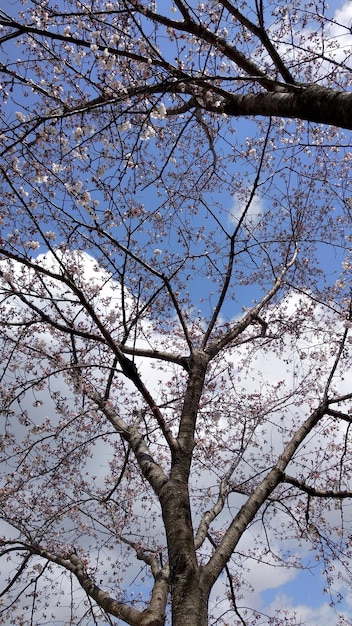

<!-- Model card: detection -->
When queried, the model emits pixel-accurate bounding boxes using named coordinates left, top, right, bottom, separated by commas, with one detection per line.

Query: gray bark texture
left=221, top=85, right=352, bottom=130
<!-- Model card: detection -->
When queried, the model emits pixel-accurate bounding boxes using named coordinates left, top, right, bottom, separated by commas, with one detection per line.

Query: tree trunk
left=159, top=352, right=210, bottom=624
left=160, top=478, right=207, bottom=624
left=171, top=568, right=209, bottom=626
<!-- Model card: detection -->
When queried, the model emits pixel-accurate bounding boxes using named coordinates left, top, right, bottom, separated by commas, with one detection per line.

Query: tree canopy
left=0, top=1, right=352, bottom=625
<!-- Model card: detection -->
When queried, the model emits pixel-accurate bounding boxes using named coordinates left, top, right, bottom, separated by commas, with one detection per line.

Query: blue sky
left=262, top=568, right=338, bottom=611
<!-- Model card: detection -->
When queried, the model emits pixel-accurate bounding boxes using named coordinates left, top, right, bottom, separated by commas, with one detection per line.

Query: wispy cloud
left=229, top=190, right=263, bottom=229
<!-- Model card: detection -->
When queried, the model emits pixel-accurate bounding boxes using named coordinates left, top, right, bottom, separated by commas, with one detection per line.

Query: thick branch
left=201, top=399, right=328, bottom=590
left=326, top=408, right=352, bottom=423
left=0, top=541, right=144, bottom=626
left=218, top=0, right=295, bottom=84
left=121, top=345, right=190, bottom=372
left=222, top=86, right=352, bottom=130
left=174, top=350, right=209, bottom=469
left=88, top=389, right=169, bottom=496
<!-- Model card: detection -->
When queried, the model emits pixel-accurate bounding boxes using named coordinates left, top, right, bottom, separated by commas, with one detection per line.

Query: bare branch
left=282, top=474, right=352, bottom=499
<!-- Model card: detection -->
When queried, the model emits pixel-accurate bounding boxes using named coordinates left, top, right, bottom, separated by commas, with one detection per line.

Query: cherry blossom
left=0, top=1, right=352, bottom=625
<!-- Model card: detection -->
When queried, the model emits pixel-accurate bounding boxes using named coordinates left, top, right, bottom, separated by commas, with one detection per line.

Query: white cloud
left=203, top=290, right=352, bottom=622
left=229, top=190, right=263, bottom=229
left=270, top=0, right=352, bottom=82
left=325, top=1, right=352, bottom=63
left=264, top=592, right=351, bottom=626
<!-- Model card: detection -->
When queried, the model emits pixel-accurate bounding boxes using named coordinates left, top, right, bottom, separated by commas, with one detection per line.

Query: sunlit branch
left=202, top=398, right=328, bottom=589
left=222, top=86, right=352, bottom=130
left=88, top=388, right=170, bottom=494
left=206, top=532, right=247, bottom=626
left=194, top=456, right=243, bottom=549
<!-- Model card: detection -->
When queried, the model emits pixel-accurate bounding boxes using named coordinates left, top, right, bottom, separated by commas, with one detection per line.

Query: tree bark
left=160, top=479, right=209, bottom=625
left=171, top=566, right=209, bottom=626
left=222, top=84, right=352, bottom=129
left=159, top=352, right=210, bottom=625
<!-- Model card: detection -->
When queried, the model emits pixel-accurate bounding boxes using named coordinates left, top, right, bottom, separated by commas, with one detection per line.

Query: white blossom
left=7, top=230, right=19, bottom=242
left=65, top=180, right=83, bottom=194
left=52, top=162, right=64, bottom=174
left=95, top=164, right=106, bottom=177
left=71, top=147, right=89, bottom=160
left=217, top=27, right=228, bottom=38
left=109, top=80, right=127, bottom=94
left=72, top=126, right=84, bottom=142
left=151, top=102, right=167, bottom=120
left=73, top=50, right=86, bottom=63
left=109, top=33, right=120, bottom=45
left=141, top=125, right=156, bottom=140
left=24, top=241, right=40, bottom=250
left=118, top=121, right=131, bottom=132
left=98, top=53, right=115, bottom=70
left=33, top=174, right=48, bottom=184
left=12, top=157, right=21, bottom=173
left=77, top=191, right=92, bottom=207
left=27, top=36, right=37, bottom=48
left=15, top=111, right=26, bottom=123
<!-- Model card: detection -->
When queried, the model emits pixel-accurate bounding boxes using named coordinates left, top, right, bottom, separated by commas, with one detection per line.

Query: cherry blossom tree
left=0, top=1, right=352, bottom=624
